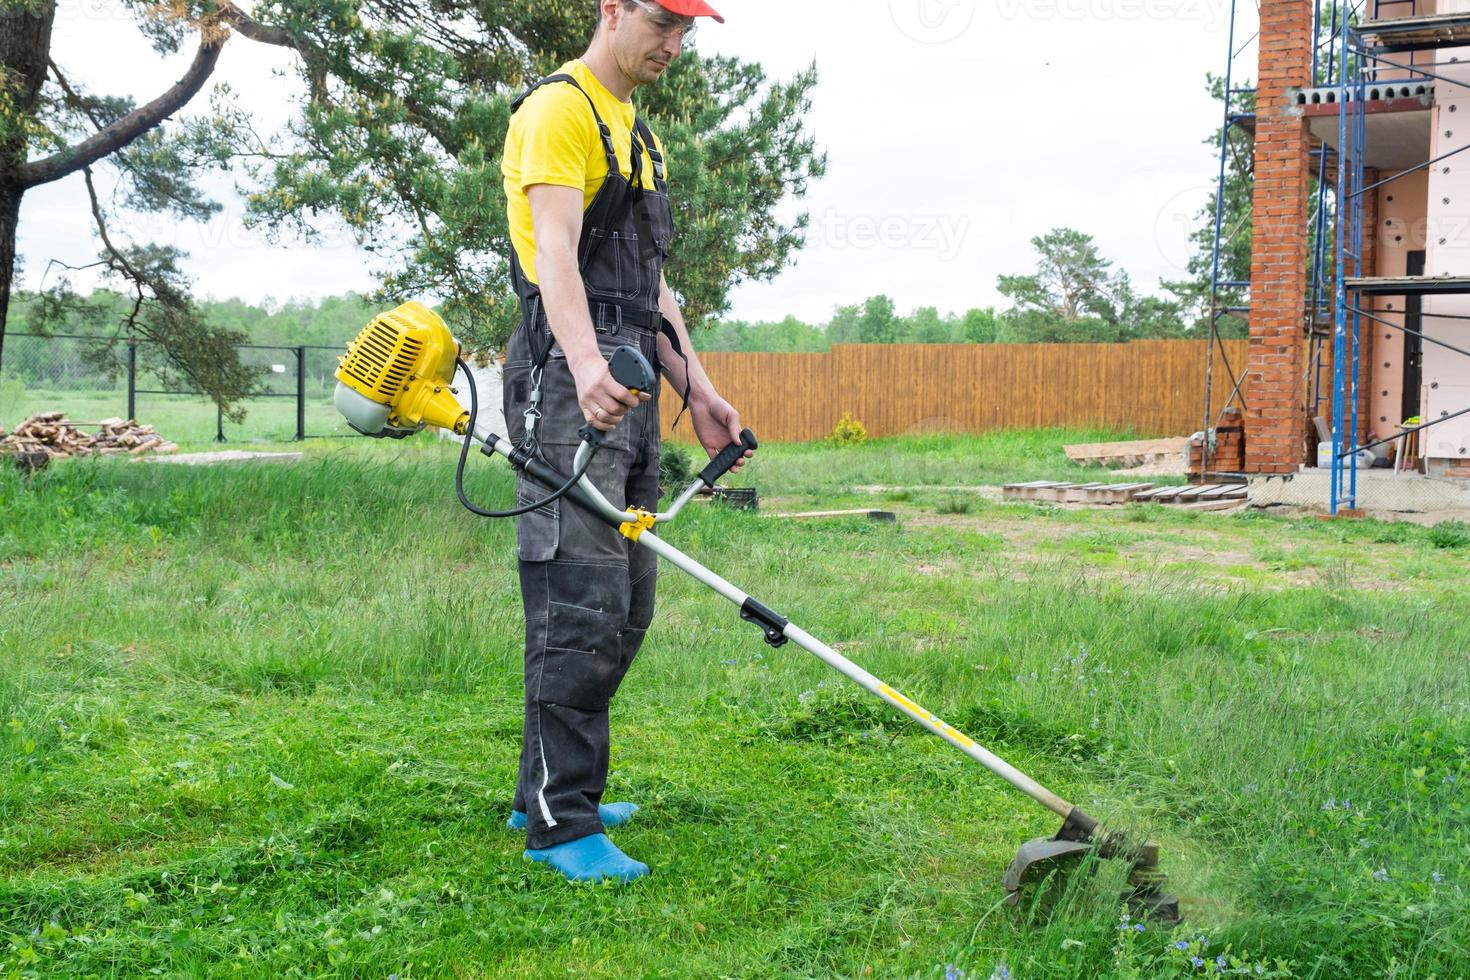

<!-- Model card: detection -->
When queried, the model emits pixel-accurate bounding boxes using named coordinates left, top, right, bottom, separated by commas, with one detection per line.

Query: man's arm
left=528, top=183, right=647, bottom=432
left=656, top=272, right=753, bottom=473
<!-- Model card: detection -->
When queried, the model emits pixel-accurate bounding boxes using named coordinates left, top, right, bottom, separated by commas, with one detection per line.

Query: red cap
left=655, top=0, right=724, bottom=23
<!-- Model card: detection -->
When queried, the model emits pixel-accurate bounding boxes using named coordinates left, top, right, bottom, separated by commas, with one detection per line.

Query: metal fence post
left=295, top=345, right=307, bottom=440
left=126, top=342, right=136, bottom=421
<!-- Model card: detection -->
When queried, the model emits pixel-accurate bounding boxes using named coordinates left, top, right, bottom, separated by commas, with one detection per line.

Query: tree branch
left=81, top=165, right=148, bottom=335
left=217, top=0, right=333, bottom=106
left=18, top=31, right=226, bottom=190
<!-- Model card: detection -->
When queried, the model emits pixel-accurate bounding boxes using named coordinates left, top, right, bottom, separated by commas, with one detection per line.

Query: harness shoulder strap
left=510, top=73, right=619, bottom=174
left=632, top=116, right=666, bottom=191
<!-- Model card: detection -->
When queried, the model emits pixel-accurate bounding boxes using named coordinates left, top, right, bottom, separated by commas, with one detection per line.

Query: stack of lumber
left=1003, top=480, right=1249, bottom=509
left=0, top=412, right=178, bottom=459
left=1063, top=437, right=1187, bottom=469
left=1003, top=481, right=1155, bottom=504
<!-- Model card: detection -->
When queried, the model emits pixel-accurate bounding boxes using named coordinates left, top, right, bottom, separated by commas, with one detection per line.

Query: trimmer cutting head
left=1002, top=808, right=1180, bottom=925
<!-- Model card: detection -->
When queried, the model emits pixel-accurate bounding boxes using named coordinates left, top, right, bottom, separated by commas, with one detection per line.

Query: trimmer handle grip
left=608, top=345, right=656, bottom=394
left=699, top=428, right=758, bottom=486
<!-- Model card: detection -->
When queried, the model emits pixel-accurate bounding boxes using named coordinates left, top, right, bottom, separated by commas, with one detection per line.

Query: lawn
left=2, top=431, right=1467, bottom=977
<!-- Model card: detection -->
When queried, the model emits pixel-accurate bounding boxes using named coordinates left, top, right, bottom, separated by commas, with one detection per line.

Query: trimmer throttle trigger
left=609, top=345, right=657, bottom=394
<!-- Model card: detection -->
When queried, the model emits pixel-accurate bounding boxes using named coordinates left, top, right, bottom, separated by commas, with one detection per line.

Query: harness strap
left=659, top=316, right=692, bottom=430
left=511, top=74, right=663, bottom=191
left=632, top=117, right=666, bottom=191
left=511, top=73, right=620, bottom=175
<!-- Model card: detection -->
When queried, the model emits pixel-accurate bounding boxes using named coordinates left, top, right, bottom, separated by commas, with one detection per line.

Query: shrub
left=658, top=443, right=695, bottom=498
left=1427, top=520, right=1470, bottom=549
left=936, top=494, right=972, bottom=514
left=825, top=411, right=867, bottom=448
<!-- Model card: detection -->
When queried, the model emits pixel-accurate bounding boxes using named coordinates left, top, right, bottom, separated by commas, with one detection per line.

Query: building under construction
left=1207, top=0, right=1470, bottom=511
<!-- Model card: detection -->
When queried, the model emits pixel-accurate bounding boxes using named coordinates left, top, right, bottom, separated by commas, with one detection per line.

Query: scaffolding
left=1198, top=2, right=1258, bottom=479
left=1327, top=1, right=1470, bottom=512
left=1203, top=0, right=1470, bottom=508
left=1200, top=3, right=1339, bottom=477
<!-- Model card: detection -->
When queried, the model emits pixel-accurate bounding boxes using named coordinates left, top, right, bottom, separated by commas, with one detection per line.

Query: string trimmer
left=332, top=301, right=1180, bottom=921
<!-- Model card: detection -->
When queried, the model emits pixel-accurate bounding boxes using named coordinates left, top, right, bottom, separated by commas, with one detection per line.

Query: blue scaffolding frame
left=1325, top=1, right=1470, bottom=512
left=1206, top=1, right=1470, bottom=504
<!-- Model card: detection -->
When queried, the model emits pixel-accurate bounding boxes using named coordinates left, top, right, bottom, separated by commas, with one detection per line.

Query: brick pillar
left=1245, top=0, right=1314, bottom=473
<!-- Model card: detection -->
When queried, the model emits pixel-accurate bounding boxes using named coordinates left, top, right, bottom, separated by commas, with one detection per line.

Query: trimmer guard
left=1002, top=808, right=1181, bottom=924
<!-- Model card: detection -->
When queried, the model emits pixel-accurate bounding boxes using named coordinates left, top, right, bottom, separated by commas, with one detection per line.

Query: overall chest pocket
left=583, top=230, right=645, bottom=301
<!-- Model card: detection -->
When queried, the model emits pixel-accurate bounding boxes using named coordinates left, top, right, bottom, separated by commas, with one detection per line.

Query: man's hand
left=689, top=391, right=753, bottom=474
left=569, top=353, right=649, bottom=432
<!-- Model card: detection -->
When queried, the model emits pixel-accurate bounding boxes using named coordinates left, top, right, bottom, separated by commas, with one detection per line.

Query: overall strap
left=631, top=116, right=666, bottom=192
left=510, top=73, right=620, bottom=175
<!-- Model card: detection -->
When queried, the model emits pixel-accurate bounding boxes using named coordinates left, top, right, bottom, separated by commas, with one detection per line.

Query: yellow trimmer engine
left=334, top=300, right=470, bottom=437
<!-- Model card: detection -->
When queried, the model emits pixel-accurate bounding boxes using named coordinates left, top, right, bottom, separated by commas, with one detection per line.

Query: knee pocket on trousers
left=533, top=563, right=632, bottom=710
left=535, top=645, right=622, bottom=710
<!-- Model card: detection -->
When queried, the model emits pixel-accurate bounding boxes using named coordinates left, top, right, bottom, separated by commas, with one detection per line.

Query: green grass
left=2, top=432, right=1468, bottom=977
left=726, top=426, right=1181, bottom=494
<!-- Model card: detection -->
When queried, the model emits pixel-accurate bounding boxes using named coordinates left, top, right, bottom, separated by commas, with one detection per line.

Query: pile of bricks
left=1189, top=407, right=1246, bottom=475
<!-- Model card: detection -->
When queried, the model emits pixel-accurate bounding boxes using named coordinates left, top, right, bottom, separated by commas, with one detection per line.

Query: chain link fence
left=1, top=333, right=355, bottom=444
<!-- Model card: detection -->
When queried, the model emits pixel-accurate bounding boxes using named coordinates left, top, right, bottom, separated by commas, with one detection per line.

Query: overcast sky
left=19, top=0, right=1261, bottom=325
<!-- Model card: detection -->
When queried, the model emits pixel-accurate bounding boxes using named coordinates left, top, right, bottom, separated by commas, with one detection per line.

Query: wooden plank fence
left=659, top=339, right=1248, bottom=443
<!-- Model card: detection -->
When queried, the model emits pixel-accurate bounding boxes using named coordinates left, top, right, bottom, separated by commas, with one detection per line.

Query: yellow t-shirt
left=502, top=59, right=667, bottom=286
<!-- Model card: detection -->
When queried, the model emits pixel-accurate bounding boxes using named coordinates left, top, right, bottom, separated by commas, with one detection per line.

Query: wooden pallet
left=1131, top=483, right=1248, bottom=504
left=768, top=508, right=897, bottom=522
left=1002, top=481, right=1155, bottom=504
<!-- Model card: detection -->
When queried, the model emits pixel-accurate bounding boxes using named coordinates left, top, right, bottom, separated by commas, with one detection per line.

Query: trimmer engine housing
left=334, top=300, right=469, bottom=436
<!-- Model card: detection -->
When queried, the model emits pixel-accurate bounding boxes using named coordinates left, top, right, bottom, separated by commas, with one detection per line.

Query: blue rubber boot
left=506, top=802, right=638, bottom=832
left=524, top=833, right=650, bottom=884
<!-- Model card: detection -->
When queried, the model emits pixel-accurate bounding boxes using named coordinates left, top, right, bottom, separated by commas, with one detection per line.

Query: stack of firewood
left=0, top=412, right=178, bottom=459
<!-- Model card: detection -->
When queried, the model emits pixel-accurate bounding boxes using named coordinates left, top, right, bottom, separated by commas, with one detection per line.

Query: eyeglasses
left=627, top=0, right=697, bottom=41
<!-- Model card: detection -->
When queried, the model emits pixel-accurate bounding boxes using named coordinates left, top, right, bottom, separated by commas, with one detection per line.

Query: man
left=499, top=0, right=751, bottom=884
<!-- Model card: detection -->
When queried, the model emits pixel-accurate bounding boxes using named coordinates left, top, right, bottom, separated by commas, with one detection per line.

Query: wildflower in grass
left=1192, top=957, right=1205, bottom=969
left=1174, top=940, right=1191, bottom=951
left=944, top=965, right=964, bottom=980
left=1134, top=922, right=1145, bottom=932
left=988, top=966, right=1009, bottom=980
left=1216, top=954, right=1228, bottom=972
left=1432, top=870, right=1443, bottom=884
left=1373, top=867, right=1389, bottom=882
left=720, top=659, right=737, bottom=666
left=1321, top=798, right=1335, bottom=811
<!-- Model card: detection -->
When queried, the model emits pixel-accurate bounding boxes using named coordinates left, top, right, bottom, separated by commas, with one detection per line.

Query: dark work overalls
left=502, top=74, right=679, bottom=849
